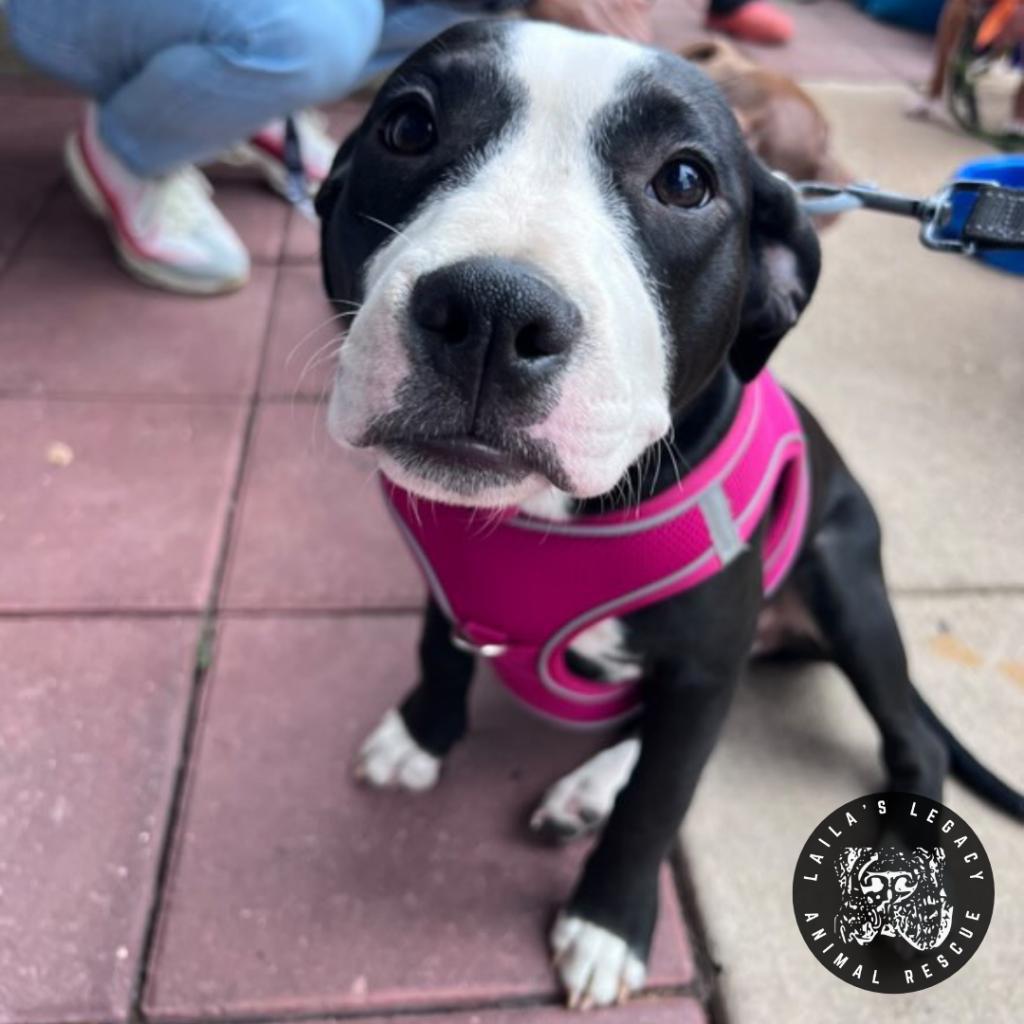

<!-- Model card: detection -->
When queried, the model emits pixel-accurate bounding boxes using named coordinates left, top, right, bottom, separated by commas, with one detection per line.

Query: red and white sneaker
left=225, top=110, right=338, bottom=201
left=64, top=105, right=249, bottom=295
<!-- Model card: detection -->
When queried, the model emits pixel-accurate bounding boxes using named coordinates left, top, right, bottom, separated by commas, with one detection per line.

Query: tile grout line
left=0, top=391, right=326, bottom=405
left=890, top=584, right=1024, bottom=599
left=3, top=585, right=1022, bottom=623
left=0, top=172, right=64, bottom=280
left=132, top=984, right=701, bottom=1024
left=128, top=256, right=288, bottom=1023
left=669, top=846, right=732, bottom=1024
left=0, top=605, right=424, bottom=620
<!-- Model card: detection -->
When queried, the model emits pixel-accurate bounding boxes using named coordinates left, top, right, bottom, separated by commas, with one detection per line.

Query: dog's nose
left=409, top=258, right=581, bottom=395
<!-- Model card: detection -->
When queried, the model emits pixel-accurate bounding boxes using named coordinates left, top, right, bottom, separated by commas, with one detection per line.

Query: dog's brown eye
left=380, top=100, right=436, bottom=156
left=651, top=159, right=712, bottom=208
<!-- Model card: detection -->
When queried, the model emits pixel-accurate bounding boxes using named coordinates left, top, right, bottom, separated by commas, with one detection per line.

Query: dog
left=315, top=20, right=1024, bottom=1009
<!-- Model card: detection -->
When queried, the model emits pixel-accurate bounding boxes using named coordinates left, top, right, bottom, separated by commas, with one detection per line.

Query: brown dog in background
left=683, top=39, right=851, bottom=190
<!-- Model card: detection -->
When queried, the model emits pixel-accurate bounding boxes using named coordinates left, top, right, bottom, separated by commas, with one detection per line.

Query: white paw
left=530, top=739, right=639, bottom=842
left=551, top=913, right=646, bottom=1009
left=355, top=708, right=441, bottom=792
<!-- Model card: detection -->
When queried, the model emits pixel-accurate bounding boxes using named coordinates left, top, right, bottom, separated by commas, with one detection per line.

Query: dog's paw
left=355, top=708, right=440, bottom=791
left=550, top=913, right=646, bottom=1009
left=530, top=739, right=639, bottom=843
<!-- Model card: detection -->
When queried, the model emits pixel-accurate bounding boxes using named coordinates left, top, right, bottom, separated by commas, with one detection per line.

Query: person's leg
left=9, top=0, right=384, bottom=176
left=7, top=0, right=142, bottom=99
left=99, top=0, right=384, bottom=176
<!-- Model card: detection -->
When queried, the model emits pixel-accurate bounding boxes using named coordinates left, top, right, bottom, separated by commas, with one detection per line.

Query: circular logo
left=792, top=792, right=994, bottom=993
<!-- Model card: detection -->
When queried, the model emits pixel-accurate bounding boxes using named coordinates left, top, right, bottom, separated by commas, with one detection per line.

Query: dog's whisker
left=407, top=491, right=424, bottom=530
left=360, top=212, right=414, bottom=248
left=283, top=308, right=359, bottom=369
left=304, top=370, right=339, bottom=457
left=296, top=333, right=345, bottom=385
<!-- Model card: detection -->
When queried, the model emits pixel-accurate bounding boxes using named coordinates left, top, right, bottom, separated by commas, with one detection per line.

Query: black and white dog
left=316, top=20, right=1023, bottom=1009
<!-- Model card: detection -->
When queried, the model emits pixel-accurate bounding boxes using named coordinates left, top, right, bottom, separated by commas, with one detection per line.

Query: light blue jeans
left=7, top=0, right=473, bottom=175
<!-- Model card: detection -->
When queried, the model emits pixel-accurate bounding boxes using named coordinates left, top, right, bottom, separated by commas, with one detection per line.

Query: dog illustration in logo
left=835, top=847, right=954, bottom=951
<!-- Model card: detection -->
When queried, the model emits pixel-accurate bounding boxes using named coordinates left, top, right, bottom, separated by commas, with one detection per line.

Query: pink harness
left=383, top=371, right=810, bottom=727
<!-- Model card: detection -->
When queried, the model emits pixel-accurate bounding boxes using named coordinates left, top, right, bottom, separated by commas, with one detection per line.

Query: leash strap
left=282, top=115, right=317, bottom=222
left=962, top=185, right=1024, bottom=249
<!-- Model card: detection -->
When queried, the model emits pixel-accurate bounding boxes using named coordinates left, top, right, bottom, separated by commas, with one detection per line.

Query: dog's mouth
left=373, top=429, right=572, bottom=498
left=388, top=436, right=533, bottom=477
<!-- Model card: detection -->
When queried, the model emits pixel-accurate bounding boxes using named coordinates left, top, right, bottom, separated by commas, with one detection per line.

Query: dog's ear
left=314, top=130, right=359, bottom=221
left=730, top=156, right=821, bottom=381
left=316, top=130, right=362, bottom=302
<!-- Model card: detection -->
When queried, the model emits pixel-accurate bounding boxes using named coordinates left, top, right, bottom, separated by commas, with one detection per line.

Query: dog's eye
left=380, top=100, right=436, bottom=156
left=651, top=159, right=712, bottom=209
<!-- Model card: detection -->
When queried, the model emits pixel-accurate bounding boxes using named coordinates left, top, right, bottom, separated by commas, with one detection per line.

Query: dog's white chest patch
left=567, top=617, right=643, bottom=682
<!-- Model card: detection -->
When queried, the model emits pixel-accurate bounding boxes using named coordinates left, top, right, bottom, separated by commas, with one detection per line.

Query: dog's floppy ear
left=316, top=130, right=362, bottom=302
left=314, top=129, right=359, bottom=221
left=730, top=156, right=821, bottom=381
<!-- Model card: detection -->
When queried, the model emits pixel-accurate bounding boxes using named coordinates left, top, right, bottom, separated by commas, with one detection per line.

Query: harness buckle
left=450, top=628, right=508, bottom=658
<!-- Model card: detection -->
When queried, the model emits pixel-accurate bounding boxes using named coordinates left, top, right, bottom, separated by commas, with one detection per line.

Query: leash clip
left=919, top=184, right=975, bottom=255
left=450, top=628, right=508, bottom=659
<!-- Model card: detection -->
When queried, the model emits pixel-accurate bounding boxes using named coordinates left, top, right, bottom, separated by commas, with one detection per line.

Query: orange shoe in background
left=706, top=1, right=794, bottom=45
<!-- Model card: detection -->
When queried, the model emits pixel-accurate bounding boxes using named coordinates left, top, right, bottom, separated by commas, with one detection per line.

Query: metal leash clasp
left=450, top=628, right=508, bottom=658
left=918, top=184, right=975, bottom=255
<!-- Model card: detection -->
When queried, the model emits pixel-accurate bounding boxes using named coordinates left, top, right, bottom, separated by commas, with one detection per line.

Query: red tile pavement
left=259, top=264, right=339, bottom=399
left=0, top=400, right=245, bottom=611
left=0, top=617, right=198, bottom=1024
left=0, top=166, right=59, bottom=265
left=0, top=259, right=275, bottom=399
left=143, top=615, right=695, bottom=1020
left=220, top=404, right=423, bottom=611
left=295, top=1000, right=708, bottom=1024
left=18, top=184, right=112, bottom=261
left=282, top=205, right=321, bottom=264
left=0, top=95, right=80, bottom=260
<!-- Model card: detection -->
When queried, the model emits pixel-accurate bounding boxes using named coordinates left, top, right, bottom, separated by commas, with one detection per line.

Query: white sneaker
left=65, top=105, right=250, bottom=296
left=223, top=110, right=338, bottom=201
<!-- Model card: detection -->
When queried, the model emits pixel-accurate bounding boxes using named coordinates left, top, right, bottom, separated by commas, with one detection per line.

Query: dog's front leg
left=552, top=665, right=740, bottom=1007
left=551, top=550, right=762, bottom=1009
left=356, top=596, right=475, bottom=791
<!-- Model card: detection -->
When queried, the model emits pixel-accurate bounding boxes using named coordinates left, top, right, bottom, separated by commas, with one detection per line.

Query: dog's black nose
left=409, top=258, right=581, bottom=397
